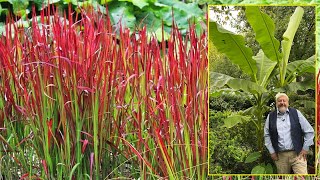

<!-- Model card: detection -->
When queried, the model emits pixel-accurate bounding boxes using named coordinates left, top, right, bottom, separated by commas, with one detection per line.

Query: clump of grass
left=0, top=5, right=207, bottom=179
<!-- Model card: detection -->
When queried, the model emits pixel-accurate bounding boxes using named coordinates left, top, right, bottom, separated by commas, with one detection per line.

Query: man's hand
left=271, top=153, right=278, bottom=161
left=299, top=149, right=308, bottom=160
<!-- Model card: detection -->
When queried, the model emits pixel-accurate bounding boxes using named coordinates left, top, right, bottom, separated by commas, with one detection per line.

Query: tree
left=209, top=6, right=315, bottom=174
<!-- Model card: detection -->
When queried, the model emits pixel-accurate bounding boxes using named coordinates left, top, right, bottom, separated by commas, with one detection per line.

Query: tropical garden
left=209, top=5, right=316, bottom=175
left=0, top=0, right=319, bottom=179
left=0, top=0, right=208, bottom=179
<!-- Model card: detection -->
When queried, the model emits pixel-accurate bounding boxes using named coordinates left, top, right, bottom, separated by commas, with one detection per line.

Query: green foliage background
left=0, top=0, right=207, bottom=40
left=209, top=94, right=259, bottom=174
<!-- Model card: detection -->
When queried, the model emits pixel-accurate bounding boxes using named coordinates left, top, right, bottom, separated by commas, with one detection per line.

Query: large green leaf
left=210, top=72, right=266, bottom=95
left=119, top=0, right=150, bottom=9
left=251, top=165, right=265, bottom=174
left=228, top=78, right=267, bottom=95
left=108, top=1, right=136, bottom=30
left=265, top=163, right=273, bottom=174
left=134, top=10, right=162, bottom=31
left=157, top=0, right=203, bottom=18
left=223, top=115, right=250, bottom=128
left=210, top=72, right=234, bottom=88
left=242, top=106, right=255, bottom=116
left=245, top=6, right=282, bottom=63
left=285, top=55, right=315, bottom=83
left=286, top=80, right=315, bottom=92
left=153, top=0, right=202, bottom=31
left=253, top=50, right=277, bottom=87
left=242, top=104, right=270, bottom=118
left=280, top=7, right=304, bottom=86
left=209, top=22, right=257, bottom=82
left=157, top=7, right=189, bottom=28
left=245, top=151, right=261, bottom=163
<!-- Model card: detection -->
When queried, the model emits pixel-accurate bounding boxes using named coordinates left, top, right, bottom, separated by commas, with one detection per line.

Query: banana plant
left=209, top=6, right=315, bottom=174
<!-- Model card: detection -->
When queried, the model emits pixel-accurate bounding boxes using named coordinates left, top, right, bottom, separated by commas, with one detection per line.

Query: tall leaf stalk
left=0, top=6, right=208, bottom=179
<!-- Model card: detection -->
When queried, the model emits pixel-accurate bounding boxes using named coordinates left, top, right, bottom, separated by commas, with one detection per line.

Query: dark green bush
left=209, top=109, right=258, bottom=174
left=209, top=93, right=253, bottom=111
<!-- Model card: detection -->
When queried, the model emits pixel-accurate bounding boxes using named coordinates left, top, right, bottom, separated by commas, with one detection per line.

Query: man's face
left=276, top=96, right=289, bottom=113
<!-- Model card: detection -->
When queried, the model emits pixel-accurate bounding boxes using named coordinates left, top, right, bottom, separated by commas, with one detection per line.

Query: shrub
left=209, top=93, right=253, bottom=111
left=209, top=109, right=257, bottom=174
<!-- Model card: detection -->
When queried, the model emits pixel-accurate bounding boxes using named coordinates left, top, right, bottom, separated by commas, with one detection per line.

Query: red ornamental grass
left=0, top=5, right=208, bottom=179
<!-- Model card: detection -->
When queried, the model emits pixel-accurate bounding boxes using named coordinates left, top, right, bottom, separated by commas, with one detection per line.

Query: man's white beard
left=278, top=106, right=287, bottom=113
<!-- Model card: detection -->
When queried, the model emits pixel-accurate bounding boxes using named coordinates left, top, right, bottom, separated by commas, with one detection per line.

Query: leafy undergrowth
left=0, top=5, right=208, bottom=179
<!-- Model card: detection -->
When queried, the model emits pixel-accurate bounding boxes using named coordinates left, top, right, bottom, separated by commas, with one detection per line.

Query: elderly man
left=264, top=92, right=314, bottom=174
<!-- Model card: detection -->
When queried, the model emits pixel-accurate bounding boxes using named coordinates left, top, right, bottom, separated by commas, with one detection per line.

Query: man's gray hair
left=275, top=92, right=289, bottom=101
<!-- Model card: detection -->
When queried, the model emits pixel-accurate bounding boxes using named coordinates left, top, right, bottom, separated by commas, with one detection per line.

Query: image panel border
left=208, top=3, right=318, bottom=177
